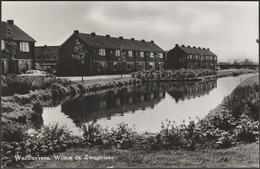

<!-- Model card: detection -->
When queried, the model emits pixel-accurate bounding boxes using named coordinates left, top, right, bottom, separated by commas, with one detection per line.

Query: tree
left=4, top=27, right=17, bottom=73
left=118, top=47, right=126, bottom=78
left=233, top=59, right=239, bottom=65
left=154, top=52, right=160, bottom=70
left=72, top=39, right=88, bottom=81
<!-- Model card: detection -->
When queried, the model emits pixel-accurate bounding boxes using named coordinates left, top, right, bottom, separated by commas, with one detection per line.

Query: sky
left=2, top=1, right=259, bottom=62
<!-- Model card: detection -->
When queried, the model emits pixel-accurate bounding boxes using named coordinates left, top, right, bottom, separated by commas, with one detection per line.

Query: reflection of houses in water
left=167, top=80, right=217, bottom=103
left=61, top=84, right=166, bottom=126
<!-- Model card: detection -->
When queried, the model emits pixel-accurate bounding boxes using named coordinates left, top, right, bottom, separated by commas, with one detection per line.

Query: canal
left=42, top=73, right=256, bottom=135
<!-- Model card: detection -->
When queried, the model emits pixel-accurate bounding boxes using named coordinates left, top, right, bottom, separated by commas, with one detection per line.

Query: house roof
left=73, top=32, right=164, bottom=52
left=176, top=45, right=217, bottom=56
left=35, top=46, right=59, bottom=57
left=1, top=21, right=36, bottom=42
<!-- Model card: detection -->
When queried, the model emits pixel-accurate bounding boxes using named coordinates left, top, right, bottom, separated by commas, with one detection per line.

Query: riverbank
left=131, top=68, right=257, bottom=82
left=1, top=72, right=258, bottom=168
left=1, top=76, right=141, bottom=132
left=216, top=68, right=258, bottom=77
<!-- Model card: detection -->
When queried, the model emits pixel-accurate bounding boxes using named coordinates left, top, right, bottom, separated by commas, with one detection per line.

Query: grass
left=216, top=68, right=257, bottom=77
left=26, top=142, right=259, bottom=168
left=240, top=74, right=259, bottom=86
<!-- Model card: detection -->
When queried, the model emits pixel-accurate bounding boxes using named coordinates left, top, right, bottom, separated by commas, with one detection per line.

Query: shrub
left=224, top=84, right=259, bottom=120
left=131, top=69, right=216, bottom=82
left=1, top=75, right=71, bottom=96
left=1, top=122, right=27, bottom=142
left=82, top=123, right=137, bottom=150
left=1, top=123, right=83, bottom=168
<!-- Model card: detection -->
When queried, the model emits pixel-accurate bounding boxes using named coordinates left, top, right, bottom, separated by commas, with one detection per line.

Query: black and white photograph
left=1, top=1, right=259, bottom=168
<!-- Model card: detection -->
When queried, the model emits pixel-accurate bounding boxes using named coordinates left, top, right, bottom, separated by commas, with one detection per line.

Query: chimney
left=150, top=40, right=154, bottom=43
left=74, top=30, right=79, bottom=34
left=141, top=39, right=145, bottom=42
left=91, top=32, right=96, bottom=36
left=119, top=36, right=123, bottom=40
left=131, top=38, right=135, bottom=41
left=202, top=48, right=206, bottom=50
left=106, top=35, right=110, bottom=39
left=193, top=46, right=196, bottom=49
left=7, top=20, right=14, bottom=25
left=198, top=47, right=201, bottom=49
left=181, top=45, right=185, bottom=47
left=188, top=45, right=191, bottom=48
left=207, top=48, right=210, bottom=50
left=175, top=44, right=179, bottom=47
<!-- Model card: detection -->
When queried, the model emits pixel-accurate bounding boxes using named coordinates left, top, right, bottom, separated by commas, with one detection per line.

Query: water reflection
left=61, top=84, right=166, bottom=127
left=166, top=80, right=217, bottom=102
left=61, top=80, right=217, bottom=127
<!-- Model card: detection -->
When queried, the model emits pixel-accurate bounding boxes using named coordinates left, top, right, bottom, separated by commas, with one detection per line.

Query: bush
left=1, top=74, right=71, bottom=96
left=131, top=69, right=216, bottom=82
left=224, top=84, right=259, bottom=120
left=81, top=123, right=137, bottom=150
left=1, top=123, right=83, bottom=168
left=1, top=122, right=27, bottom=142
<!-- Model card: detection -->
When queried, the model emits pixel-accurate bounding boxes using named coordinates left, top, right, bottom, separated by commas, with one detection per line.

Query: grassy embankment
left=2, top=73, right=258, bottom=168
left=216, top=68, right=258, bottom=77
left=1, top=75, right=141, bottom=126
left=130, top=68, right=257, bottom=82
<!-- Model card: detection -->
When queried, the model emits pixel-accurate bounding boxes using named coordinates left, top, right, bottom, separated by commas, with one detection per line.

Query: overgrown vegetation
left=1, top=73, right=258, bottom=168
left=131, top=69, right=216, bottom=82
left=1, top=123, right=84, bottom=168
left=1, top=74, right=71, bottom=96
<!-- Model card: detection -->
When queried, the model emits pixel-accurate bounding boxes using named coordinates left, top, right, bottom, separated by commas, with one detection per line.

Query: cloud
left=2, top=1, right=258, bottom=62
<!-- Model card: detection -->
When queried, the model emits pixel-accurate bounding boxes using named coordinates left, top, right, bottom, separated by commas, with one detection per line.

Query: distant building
left=1, top=20, right=36, bottom=73
left=167, top=44, right=217, bottom=69
left=58, top=30, right=165, bottom=76
left=35, top=45, right=59, bottom=70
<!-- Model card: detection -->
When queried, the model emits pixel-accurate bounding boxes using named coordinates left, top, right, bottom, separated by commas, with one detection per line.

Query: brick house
left=35, top=45, right=59, bottom=71
left=167, top=44, right=217, bottom=69
left=57, top=30, right=165, bottom=76
left=1, top=20, right=36, bottom=73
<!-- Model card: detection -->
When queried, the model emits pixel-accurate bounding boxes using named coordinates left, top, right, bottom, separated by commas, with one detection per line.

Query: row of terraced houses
left=1, top=20, right=218, bottom=75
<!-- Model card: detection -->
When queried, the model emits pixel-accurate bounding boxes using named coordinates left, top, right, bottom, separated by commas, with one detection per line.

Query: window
left=150, top=52, right=154, bottom=58
left=98, top=49, right=106, bottom=56
left=149, top=62, right=154, bottom=69
left=115, top=50, right=120, bottom=56
left=1, top=40, right=5, bottom=50
left=196, top=55, right=198, bottom=59
left=51, top=55, right=57, bottom=60
left=113, top=62, right=118, bottom=70
left=140, top=51, right=144, bottom=58
left=127, top=63, right=131, bottom=70
left=128, top=63, right=134, bottom=70
left=128, top=51, right=133, bottom=57
left=20, top=42, right=30, bottom=52
left=158, top=53, right=163, bottom=58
